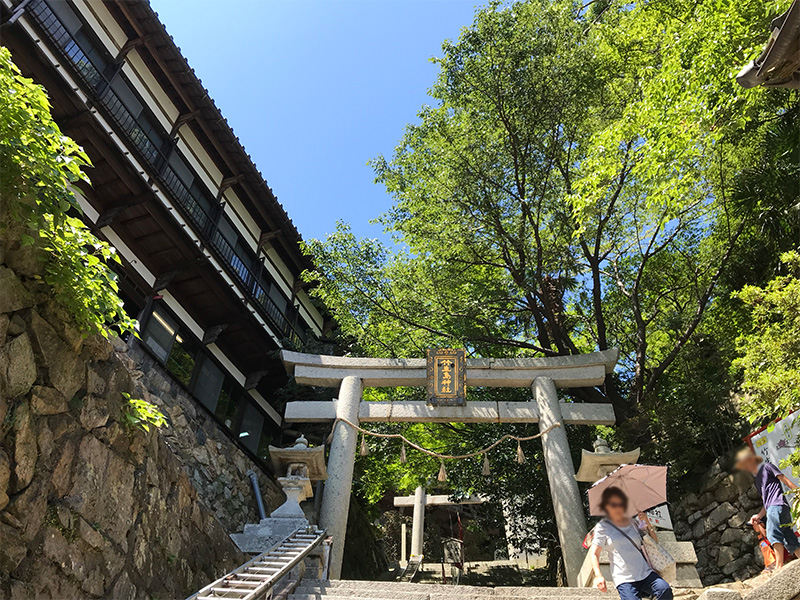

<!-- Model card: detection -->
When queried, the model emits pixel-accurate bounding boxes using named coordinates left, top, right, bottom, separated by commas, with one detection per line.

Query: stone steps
left=290, top=581, right=608, bottom=600
left=695, top=559, right=800, bottom=600
left=292, top=558, right=800, bottom=600
left=295, top=583, right=490, bottom=595
left=292, top=596, right=599, bottom=600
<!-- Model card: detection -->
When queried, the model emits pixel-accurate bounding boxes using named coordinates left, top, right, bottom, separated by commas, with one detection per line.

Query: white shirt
left=593, top=519, right=653, bottom=585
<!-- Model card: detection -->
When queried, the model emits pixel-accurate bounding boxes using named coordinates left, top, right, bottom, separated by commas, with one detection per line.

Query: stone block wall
left=0, top=249, right=281, bottom=597
left=123, top=342, right=284, bottom=533
left=673, top=458, right=764, bottom=585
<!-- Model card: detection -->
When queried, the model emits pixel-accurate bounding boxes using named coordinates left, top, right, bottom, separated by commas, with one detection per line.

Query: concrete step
left=302, top=582, right=491, bottom=593
left=437, top=596, right=601, bottom=599
left=741, top=560, right=800, bottom=600
left=301, top=581, right=606, bottom=595
left=291, top=592, right=554, bottom=600
left=698, top=590, right=741, bottom=600
left=493, top=587, right=606, bottom=597
left=292, top=582, right=610, bottom=598
left=290, top=593, right=430, bottom=600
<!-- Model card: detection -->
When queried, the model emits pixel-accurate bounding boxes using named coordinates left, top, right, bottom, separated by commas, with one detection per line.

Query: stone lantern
left=574, top=437, right=640, bottom=483
left=268, top=435, right=327, bottom=518
left=231, top=435, right=328, bottom=553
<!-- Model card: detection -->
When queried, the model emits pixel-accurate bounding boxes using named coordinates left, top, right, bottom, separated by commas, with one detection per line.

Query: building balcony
left=27, top=0, right=309, bottom=347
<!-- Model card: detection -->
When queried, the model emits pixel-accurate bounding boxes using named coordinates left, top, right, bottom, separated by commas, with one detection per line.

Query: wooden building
left=1, top=0, right=327, bottom=470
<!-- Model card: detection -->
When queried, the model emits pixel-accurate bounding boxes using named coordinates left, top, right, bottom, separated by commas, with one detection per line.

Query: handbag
left=604, top=519, right=677, bottom=583
left=641, top=532, right=677, bottom=583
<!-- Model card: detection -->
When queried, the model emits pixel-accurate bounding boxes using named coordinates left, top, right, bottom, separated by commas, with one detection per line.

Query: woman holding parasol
left=588, top=465, right=674, bottom=599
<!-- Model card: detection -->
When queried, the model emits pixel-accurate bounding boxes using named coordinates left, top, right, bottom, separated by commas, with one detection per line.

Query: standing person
left=590, top=487, right=673, bottom=599
left=735, top=448, right=800, bottom=570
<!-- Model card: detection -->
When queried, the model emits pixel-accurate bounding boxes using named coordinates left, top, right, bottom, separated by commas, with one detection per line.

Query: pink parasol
left=588, top=464, right=668, bottom=518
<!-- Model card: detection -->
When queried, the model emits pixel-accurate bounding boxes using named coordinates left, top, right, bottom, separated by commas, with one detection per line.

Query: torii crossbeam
left=281, top=349, right=619, bottom=585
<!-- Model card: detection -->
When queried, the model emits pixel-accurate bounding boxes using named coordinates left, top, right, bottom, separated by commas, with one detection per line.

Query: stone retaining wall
left=0, top=244, right=281, bottom=597
left=123, top=341, right=283, bottom=533
left=673, top=457, right=763, bottom=585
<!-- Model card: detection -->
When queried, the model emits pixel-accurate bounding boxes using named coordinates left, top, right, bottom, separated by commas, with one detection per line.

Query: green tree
left=733, top=252, right=800, bottom=526
left=734, top=252, right=800, bottom=432
left=305, top=0, right=799, bottom=570
left=0, top=47, right=134, bottom=337
left=309, top=0, right=792, bottom=416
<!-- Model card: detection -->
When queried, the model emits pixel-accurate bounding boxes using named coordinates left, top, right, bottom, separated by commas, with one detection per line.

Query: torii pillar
left=410, top=486, right=426, bottom=558
left=281, top=349, right=619, bottom=584
left=317, top=376, right=361, bottom=580
left=534, top=377, right=586, bottom=586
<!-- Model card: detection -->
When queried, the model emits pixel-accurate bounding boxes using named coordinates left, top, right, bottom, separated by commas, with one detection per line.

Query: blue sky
left=149, top=0, right=480, bottom=243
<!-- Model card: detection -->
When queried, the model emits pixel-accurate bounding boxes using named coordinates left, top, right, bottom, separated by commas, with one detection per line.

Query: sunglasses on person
left=606, top=502, right=627, bottom=509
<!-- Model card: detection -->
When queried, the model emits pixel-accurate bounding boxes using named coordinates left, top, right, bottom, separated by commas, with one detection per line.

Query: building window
left=194, top=354, right=225, bottom=412
left=166, top=333, right=197, bottom=388
left=238, top=402, right=264, bottom=454
left=257, top=428, right=275, bottom=463
left=215, top=378, right=243, bottom=431
left=142, top=306, right=177, bottom=362
left=141, top=306, right=197, bottom=387
left=138, top=302, right=278, bottom=468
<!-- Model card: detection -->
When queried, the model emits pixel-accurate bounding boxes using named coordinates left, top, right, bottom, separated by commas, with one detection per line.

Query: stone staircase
left=696, top=560, right=800, bottom=600
left=286, top=559, right=800, bottom=600
left=288, top=580, right=607, bottom=600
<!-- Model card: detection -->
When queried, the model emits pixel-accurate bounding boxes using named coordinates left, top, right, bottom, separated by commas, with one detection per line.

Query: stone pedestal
left=410, top=486, right=426, bottom=558
left=578, top=531, right=703, bottom=589
left=270, top=476, right=311, bottom=519
left=534, top=377, right=587, bottom=586
left=319, top=376, right=362, bottom=579
left=230, top=517, right=311, bottom=554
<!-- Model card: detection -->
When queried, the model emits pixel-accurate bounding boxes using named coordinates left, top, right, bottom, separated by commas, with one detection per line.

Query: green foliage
left=0, top=47, right=135, bottom=337
left=44, top=505, right=78, bottom=543
left=789, top=488, right=800, bottom=530
left=120, top=392, right=167, bottom=433
left=734, top=252, right=800, bottom=424
left=307, top=0, right=795, bottom=414
left=732, top=251, right=800, bottom=525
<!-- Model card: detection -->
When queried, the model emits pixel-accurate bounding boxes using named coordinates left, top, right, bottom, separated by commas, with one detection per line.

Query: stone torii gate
left=281, top=349, right=619, bottom=585
left=394, top=489, right=486, bottom=561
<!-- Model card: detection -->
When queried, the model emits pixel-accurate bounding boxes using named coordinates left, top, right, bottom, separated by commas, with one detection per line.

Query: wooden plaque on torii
left=426, top=348, right=467, bottom=406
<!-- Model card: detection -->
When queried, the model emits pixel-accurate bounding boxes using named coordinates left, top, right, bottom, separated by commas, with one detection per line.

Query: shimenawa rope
left=334, top=417, right=561, bottom=480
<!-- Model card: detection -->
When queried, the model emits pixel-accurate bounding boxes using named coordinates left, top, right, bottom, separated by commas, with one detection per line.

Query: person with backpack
left=590, top=486, right=673, bottom=599
left=735, top=448, right=800, bottom=570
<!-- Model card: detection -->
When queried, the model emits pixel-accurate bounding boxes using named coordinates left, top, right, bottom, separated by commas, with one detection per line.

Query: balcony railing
left=28, top=0, right=307, bottom=345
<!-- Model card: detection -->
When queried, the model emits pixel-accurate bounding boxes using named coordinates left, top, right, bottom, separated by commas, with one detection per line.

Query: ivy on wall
left=0, top=46, right=135, bottom=337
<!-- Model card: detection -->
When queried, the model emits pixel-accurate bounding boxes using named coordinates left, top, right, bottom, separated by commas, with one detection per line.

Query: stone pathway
left=287, top=561, right=800, bottom=600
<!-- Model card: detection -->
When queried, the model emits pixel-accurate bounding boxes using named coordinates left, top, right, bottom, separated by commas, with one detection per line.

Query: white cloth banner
left=748, top=409, right=800, bottom=481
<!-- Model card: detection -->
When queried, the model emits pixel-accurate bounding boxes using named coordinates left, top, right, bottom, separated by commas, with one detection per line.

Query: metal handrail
left=187, top=528, right=327, bottom=600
